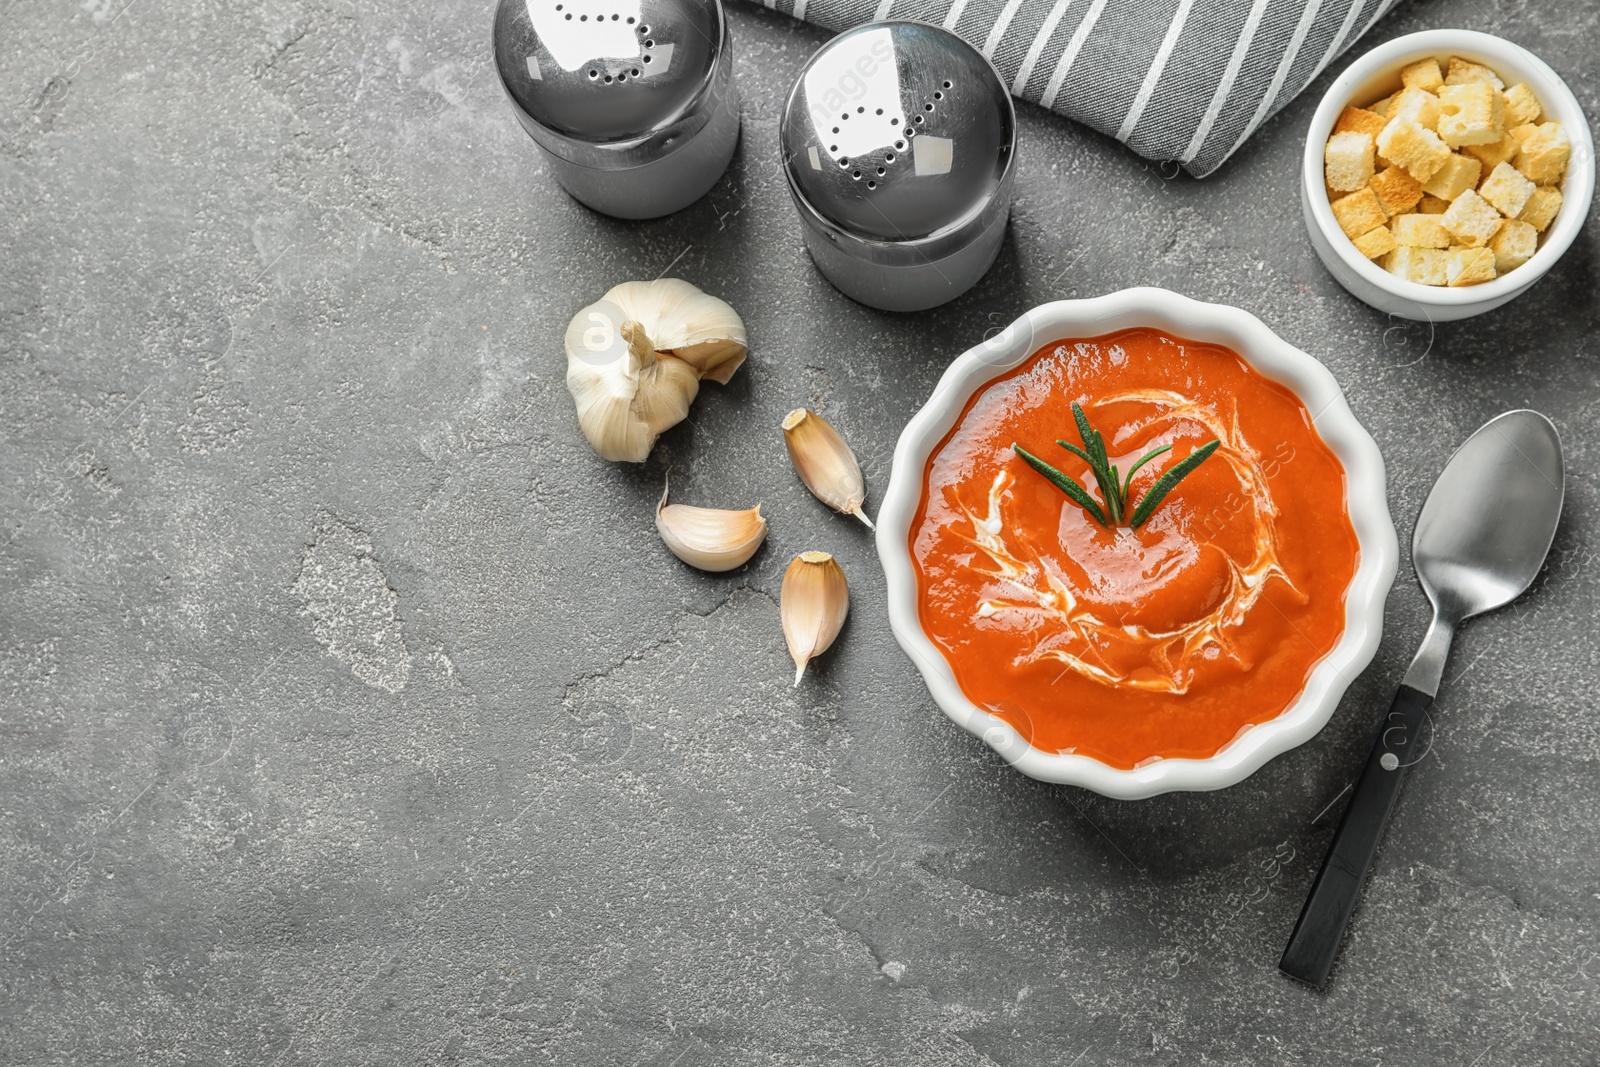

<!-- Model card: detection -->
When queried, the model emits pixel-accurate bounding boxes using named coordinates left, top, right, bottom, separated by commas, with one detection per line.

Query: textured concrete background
left=2, top=0, right=1597, bottom=1062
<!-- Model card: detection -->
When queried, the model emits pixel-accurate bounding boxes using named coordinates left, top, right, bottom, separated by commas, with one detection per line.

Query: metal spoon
left=1281, top=409, right=1564, bottom=988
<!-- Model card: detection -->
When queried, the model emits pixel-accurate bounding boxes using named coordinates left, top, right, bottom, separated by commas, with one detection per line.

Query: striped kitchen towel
left=752, top=0, right=1403, bottom=176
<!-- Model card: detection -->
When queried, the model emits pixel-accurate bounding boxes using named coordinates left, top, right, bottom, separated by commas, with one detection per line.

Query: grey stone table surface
left=2, top=0, right=1597, bottom=1062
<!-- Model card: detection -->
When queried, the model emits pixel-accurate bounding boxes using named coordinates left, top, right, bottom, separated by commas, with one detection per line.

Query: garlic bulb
left=565, top=279, right=748, bottom=462
left=655, top=478, right=767, bottom=572
left=782, top=408, right=874, bottom=528
left=781, top=551, right=849, bottom=686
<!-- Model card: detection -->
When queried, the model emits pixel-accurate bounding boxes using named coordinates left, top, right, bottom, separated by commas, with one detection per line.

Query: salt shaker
left=780, top=21, right=1016, bottom=312
left=492, top=0, right=741, bottom=219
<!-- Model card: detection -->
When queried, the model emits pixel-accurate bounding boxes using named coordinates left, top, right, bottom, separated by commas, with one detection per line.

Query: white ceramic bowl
left=876, top=289, right=1399, bottom=799
left=1302, top=29, right=1594, bottom=321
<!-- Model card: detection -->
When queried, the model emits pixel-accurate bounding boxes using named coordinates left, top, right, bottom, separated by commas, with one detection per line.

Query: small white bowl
left=876, top=289, right=1399, bottom=800
left=1302, top=29, right=1594, bottom=321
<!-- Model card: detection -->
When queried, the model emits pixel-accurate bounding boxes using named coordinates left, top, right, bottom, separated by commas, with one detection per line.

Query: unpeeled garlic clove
left=655, top=479, right=767, bottom=573
left=565, top=279, right=747, bottom=463
left=782, top=408, right=875, bottom=529
left=781, top=551, right=849, bottom=686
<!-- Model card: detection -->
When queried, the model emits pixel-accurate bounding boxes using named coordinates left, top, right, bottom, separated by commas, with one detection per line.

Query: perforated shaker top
left=780, top=22, right=1014, bottom=242
left=494, top=0, right=722, bottom=144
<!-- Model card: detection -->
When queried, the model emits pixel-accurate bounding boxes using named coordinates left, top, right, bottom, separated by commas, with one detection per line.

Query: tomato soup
left=911, top=328, right=1359, bottom=769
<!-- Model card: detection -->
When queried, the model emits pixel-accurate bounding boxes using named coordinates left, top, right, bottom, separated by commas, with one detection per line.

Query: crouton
left=1325, top=131, right=1376, bottom=192
left=1465, top=131, right=1520, bottom=170
left=1514, top=122, right=1571, bottom=185
left=1401, top=58, right=1445, bottom=93
left=1368, top=92, right=1398, bottom=118
left=1330, top=187, right=1388, bottom=239
left=1420, top=153, right=1481, bottom=200
left=1352, top=226, right=1398, bottom=259
left=1384, top=246, right=1448, bottom=285
left=1437, top=82, right=1504, bottom=147
left=1376, top=119, right=1452, bottom=182
left=1441, top=189, right=1504, bottom=247
left=1334, top=105, right=1389, bottom=141
left=1517, top=185, right=1562, bottom=232
left=1445, top=57, right=1504, bottom=90
left=1418, top=195, right=1450, bottom=214
left=1391, top=214, right=1453, bottom=248
left=1479, top=161, right=1537, bottom=218
left=1389, top=88, right=1442, bottom=131
left=1370, top=166, right=1424, bottom=216
left=1446, top=246, right=1497, bottom=286
left=1501, top=82, right=1541, bottom=127
left=1489, top=219, right=1538, bottom=272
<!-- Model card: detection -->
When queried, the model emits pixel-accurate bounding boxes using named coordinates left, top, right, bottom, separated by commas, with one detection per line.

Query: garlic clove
left=781, top=550, right=849, bottom=686
left=782, top=408, right=875, bottom=529
left=655, top=478, right=767, bottom=573
left=564, top=279, right=747, bottom=463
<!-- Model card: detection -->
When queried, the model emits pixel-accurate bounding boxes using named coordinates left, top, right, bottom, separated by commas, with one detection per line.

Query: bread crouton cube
left=1479, top=161, right=1537, bottom=218
left=1420, top=153, right=1482, bottom=200
left=1401, top=58, right=1445, bottom=93
left=1514, top=122, right=1571, bottom=185
left=1418, top=195, right=1450, bottom=214
left=1377, top=119, right=1452, bottom=181
left=1370, top=166, right=1424, bottom=215
left=1501, top=82, right=1541, bottom=126
left=1517, top=185, right=1562, bottom=232
left=1330, top=187, right=1388, bottom=239
left=1446, top=246, right=1497, bottom=286
left=1445, top=56, right=1505, bottom=90
left=1465, top=130, right=1520, bottom=170
left=1441, top=189, right=1504, bottom=247
left=1384, top=246, right=1448, bottom=285
left=1352, top=226, right=1398, bottom=259
left=1489, top=219, right=1538, bottom=272
left=1325, top=131, right=1376, bottom=192
left=1334, top=105, right=1389, bottom=141
left=1437, top=83, right=1504, bottom=147
left=1391, top=214, right=1453, bottom=248
left=1368, top=92, right=1398, bottom=118
left=1389, top=88, right=1442, bottom=131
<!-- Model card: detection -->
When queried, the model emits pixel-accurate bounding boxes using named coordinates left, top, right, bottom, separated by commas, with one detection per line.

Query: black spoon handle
left=1280, top=684, right=1433, bottom=988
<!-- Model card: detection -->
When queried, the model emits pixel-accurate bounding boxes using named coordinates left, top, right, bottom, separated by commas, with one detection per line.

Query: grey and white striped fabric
left=749, top=0, right=1402, bottom=176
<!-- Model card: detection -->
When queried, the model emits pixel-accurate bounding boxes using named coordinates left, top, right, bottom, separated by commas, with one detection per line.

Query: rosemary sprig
left=1014, top=445, right=1108, bottom=525
left=1125, top=438, right=1221, bottom=527
left=1012, top=401, right=1221, bottom=529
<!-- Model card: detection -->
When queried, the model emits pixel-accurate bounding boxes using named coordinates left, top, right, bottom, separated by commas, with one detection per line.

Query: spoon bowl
left=1403, top=410, right=1565, bottom=696
left=1414, top=410, right=1565, bottom=624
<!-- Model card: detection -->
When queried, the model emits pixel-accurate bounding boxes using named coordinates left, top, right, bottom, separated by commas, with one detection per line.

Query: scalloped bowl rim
left=875, top=289, right=1399, bottom=799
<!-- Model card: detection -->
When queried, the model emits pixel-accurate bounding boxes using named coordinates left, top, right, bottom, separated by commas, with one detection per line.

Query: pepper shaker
left=780, top=21, right=1016, bottom=312
left=493, top=0, right=741, bottom=219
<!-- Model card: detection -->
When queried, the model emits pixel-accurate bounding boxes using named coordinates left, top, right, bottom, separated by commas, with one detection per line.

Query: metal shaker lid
left=493, top=0, right=725, bottom=164
left=781, top=22, right=1015, bottom=247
